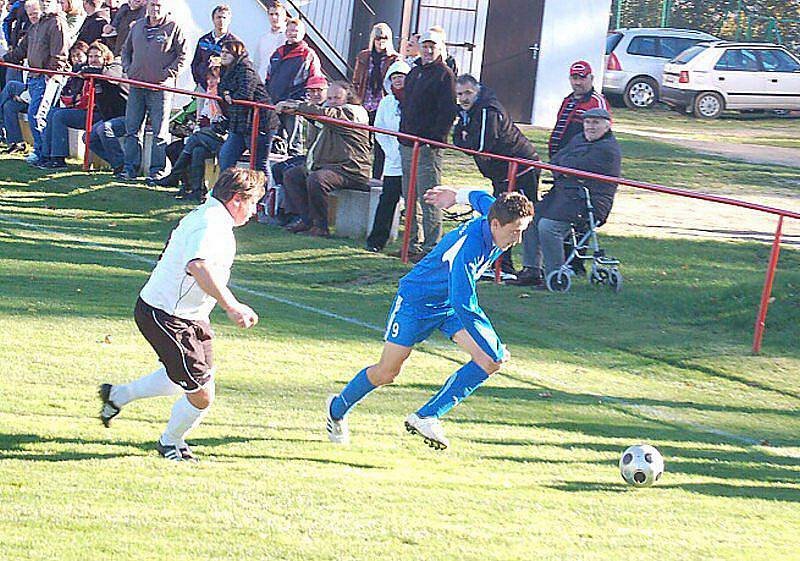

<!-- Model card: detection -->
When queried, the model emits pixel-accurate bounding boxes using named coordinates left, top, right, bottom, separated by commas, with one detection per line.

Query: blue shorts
left=383, top=293, right=464, bottom=348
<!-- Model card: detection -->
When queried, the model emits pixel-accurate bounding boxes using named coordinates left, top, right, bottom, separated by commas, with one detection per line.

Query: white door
left=711, top=48, right=769, bottom=109
left=758, top=48, right=800, bottom=110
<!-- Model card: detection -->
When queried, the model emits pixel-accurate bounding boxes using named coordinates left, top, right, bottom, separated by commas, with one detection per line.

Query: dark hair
left=329, top=80, right=360, bottom=104
left=487, top=192, right=535, bottom=226
left=70, top=40, right=90, bottom=56
left=265, top=0, right=285, bottom=10
left=212, top=4, right=230, bottom=16
left=87, top=40, right=114, bottom=64
left=212, top=168, right=267, bottom=204
left=455, top=74, right=479, bottom=88
left=220, top=39, right=247, bottom=59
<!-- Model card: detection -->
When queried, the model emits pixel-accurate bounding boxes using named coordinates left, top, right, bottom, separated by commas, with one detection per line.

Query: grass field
left=1, top=152, right=799, bottom=561
left=609, top=106, right=800, bottom=150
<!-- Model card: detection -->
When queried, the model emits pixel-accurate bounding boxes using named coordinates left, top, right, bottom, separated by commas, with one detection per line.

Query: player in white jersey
left=98, top=168, right=265, bottom=462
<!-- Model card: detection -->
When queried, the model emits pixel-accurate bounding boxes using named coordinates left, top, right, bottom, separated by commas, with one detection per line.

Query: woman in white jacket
left=365, top=59, right=410, bottom=252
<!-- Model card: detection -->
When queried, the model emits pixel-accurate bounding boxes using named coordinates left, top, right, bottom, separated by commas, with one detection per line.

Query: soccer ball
left=619, top=444, right=665, bottom=487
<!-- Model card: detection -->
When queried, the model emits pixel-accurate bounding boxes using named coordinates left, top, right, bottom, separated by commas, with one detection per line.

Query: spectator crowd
left=0, top=0, right=622, bottom=288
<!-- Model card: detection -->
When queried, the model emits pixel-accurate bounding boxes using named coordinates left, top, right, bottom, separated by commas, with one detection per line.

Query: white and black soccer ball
left=619, top=444, right=665, bottom=487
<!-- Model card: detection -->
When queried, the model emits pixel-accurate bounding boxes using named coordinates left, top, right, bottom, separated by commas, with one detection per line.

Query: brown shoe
left=286, top=220, right=311, bottom=233
left=300, top=226, right=330, bottom=238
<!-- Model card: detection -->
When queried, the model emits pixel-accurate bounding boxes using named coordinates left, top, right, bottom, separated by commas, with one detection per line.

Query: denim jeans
left=44, top=107, right=88, bottom=158
left=123, top=86, right=172, bottom=177
left=0, top=80, right=26, bottom=144
left=26, top=76, right=47, bottom=157
left=218, top=130, right=273, bottom=174
left=277, top=113, right=303, bottom=157
left=89, top=116, right=127, bottom=170
left=520, top=216, right=573, bottom=274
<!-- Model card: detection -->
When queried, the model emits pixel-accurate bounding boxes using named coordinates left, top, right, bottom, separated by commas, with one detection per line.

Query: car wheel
left=693, top=92, right=724, bottom=119
left=623, top=77, right=658, bottom=109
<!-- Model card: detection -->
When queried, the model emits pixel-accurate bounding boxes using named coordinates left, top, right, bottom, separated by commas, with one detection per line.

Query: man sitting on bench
left=276, top=80, right=371, bottom=238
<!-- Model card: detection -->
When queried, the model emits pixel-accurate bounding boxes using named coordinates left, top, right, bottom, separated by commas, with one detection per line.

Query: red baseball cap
left=307, top=75, right=329, bottom=90
left=569, top=61, right=592, bottom=77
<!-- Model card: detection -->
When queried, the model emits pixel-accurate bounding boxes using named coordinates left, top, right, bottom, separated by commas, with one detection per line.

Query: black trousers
left=366, top=175, right=402, bottom=249
left=492, top=167, right=540, bottom=271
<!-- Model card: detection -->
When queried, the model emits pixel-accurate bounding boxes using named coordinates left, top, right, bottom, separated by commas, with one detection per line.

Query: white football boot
left=404, top=413, right=449, bottom=450
left=325, top=395, right=350, bottom=445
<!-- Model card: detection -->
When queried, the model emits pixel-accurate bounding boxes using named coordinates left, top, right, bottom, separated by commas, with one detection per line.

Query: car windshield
left=606, top=32, right=623, bottom=55
left=671, top=45, right=707, bottom=64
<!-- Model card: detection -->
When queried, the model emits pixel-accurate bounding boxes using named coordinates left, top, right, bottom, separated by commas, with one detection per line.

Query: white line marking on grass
left=0, top=214, right=765, bottom=446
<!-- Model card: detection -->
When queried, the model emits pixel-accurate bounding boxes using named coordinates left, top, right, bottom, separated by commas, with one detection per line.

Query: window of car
left=627, top=36, right=658, bottom=57
left=714, top=49, right=761, bottom=71
left=758, top=49, right=800, bottom=72
left=659, top=37, right=702, bottom=59
left=606, top=32, right=623, bottom=55
left=671, top=45, right=707, bottom=64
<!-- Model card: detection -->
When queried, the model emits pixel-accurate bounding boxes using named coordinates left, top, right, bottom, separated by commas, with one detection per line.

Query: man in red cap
left=547, top=60, right=610, bottom=159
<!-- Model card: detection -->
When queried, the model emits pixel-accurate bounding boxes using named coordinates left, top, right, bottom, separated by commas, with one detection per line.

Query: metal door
left=479, top=0, right=545, bottom=122
left=415, top=0, right=481, bottom=75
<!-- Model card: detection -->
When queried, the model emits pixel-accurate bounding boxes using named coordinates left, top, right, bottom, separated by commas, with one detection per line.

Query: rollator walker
left=545, top=183, right=622, bottom=293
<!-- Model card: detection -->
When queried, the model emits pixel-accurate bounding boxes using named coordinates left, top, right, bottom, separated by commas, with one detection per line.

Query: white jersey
left=140, top=197, right=236, bottom=322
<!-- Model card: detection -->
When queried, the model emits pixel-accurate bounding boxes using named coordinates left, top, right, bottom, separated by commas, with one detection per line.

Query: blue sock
left=416, top=361, right=489, bottom=419
left=330, top=367, right=376, bottom=420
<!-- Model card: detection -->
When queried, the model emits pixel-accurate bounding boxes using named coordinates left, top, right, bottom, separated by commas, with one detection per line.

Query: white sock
left=110, top=367, right=182, bottom=407
left=160, top=395, right=210, bottom=446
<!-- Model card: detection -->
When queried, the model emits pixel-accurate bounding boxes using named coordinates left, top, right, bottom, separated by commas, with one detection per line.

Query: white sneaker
left=325, top=394, right=349, bottom=445
left=25, top=153, right=39, bottom=165
left=404, top=413, right=449, bottom=450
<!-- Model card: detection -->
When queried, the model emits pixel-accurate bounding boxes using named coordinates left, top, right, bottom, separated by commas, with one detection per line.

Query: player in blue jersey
left=325, top=186, right=534, bottom=450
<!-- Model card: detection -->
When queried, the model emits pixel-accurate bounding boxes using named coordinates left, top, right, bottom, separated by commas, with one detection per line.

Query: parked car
left=604, top=27, right=718, bottom=109
left=661, top=42, right=800, bottom=118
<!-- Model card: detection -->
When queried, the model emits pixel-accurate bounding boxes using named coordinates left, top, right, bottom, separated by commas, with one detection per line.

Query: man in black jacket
left=398, top=29, right=458, bottom=257
left=512, top=108, right=621, bottom=287
left=452, top=74, right=540, bottom=278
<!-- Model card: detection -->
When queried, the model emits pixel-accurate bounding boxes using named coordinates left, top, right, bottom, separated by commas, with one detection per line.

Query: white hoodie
left=373, top=59, right=410, bottom=178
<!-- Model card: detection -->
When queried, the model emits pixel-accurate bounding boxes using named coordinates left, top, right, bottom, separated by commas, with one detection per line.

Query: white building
left=177, top=0, right=612, bottom=127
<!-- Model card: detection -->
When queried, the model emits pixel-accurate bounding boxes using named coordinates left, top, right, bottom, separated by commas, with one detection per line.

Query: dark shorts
left=134, top=297, right=215, bottom=392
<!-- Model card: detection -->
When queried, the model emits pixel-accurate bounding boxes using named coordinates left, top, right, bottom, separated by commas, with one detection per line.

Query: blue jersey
left=396, top=191, right=504, bottom=361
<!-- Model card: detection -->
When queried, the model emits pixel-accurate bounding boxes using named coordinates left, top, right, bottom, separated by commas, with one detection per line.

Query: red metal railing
left=2, top=60, right=798, bottom=353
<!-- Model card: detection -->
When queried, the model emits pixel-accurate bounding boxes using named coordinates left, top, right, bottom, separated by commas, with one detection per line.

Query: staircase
left=254, top=0, right=356, bottom=80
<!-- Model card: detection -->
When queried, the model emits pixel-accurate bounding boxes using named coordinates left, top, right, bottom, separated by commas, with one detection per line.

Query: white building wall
left=532, top=0, right=612, bottom=127
left=168, top=0, right=272, bottom=98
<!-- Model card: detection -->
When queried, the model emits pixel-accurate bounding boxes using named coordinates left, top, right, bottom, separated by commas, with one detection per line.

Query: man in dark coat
left=452, top=73, right=540, bottom=278
left=512, top=108, right=621, bottom=287
left=398, top=29, right=458, bottom=258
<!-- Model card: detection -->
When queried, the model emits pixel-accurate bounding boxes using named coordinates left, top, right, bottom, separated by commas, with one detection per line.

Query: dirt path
left=615, top=127, right=800, bottom=168
left=605, top=186, right=800, bottom=248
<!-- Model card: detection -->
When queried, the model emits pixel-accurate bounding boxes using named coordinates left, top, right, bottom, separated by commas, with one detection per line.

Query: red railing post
left=82, top=77, right=96, bottom=171
left=401, top=141, right=421, bottom=264
left=752, top=216, right=784, bottom=354
left=494, top=161, right=520, bottom=283
left=249, top=107, right=260, bottom=171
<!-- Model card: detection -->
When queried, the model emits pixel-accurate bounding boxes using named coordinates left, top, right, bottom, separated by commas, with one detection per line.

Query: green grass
left=610, top=106, right=800, bottom=150
left=1, top=155, right=799, bottom=561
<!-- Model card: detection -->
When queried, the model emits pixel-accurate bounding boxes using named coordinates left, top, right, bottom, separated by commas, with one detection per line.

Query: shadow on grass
left=0, top=433, right=383, bottom=469
left=546, top=481, right=800, bottom=503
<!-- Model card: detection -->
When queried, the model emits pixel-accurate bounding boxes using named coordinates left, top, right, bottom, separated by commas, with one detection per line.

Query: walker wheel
left=546, top=270, right=571, bottom=293
left=590, top=267, right=609, bottom=285
left=608, top=269, right=623, bottom=293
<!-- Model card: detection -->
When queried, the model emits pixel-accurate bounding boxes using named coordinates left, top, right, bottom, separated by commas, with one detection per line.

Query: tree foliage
left=610, top=0, right=800, bottom=52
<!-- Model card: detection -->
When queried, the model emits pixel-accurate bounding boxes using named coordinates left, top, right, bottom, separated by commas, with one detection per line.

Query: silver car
left=604, top=27, right=718, bottom=109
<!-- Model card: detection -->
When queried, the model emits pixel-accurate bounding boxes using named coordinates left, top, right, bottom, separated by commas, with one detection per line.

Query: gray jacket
left=122, top=15, right=187, bottom=85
